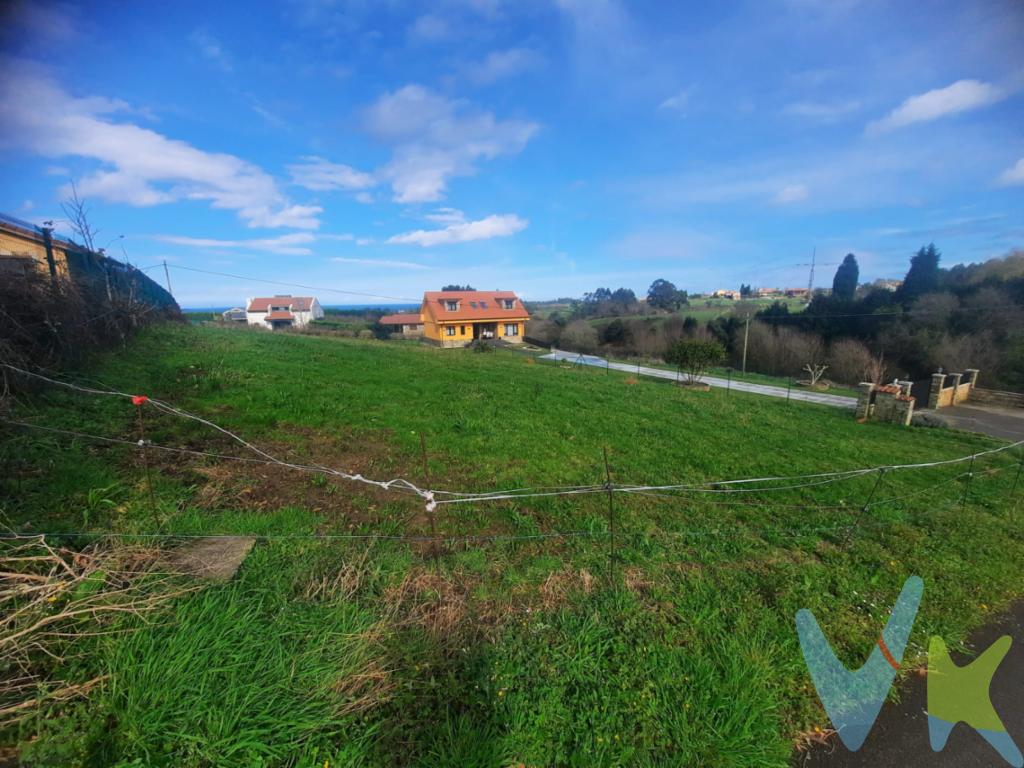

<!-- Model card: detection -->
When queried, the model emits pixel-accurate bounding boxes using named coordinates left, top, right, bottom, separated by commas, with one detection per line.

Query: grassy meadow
left=3, top=323, right=1023, bottom=766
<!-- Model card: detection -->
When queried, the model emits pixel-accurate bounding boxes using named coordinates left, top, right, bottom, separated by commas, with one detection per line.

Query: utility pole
left=806, top=247, right=816, bottom=300
left=162, top=260, right=173, bottom=296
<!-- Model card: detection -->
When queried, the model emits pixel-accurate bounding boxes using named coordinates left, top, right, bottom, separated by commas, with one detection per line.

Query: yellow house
left=0, top=213, right=72, bottom=281
left=383, top=290, right=530, bottom=347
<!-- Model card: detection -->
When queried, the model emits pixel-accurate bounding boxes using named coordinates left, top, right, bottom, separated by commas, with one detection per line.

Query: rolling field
left=3, top=323, right=1023, bottom=766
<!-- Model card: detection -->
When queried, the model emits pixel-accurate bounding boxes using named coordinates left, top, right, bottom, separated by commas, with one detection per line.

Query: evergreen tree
left=831, top=253, right=859, bottom=301
left=647, top=278, right=686, bottom=310
left=898, top=243, right=941, bottom=303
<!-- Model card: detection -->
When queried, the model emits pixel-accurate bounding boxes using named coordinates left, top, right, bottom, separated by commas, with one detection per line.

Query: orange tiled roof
left=380, top=313, right=421, bottom=324
left=423, top=291, right=529, bottom=322
left=265, top=310, right=294, bottom=321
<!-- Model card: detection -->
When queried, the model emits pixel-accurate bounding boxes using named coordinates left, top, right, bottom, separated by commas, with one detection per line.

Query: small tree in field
left=796, top=334, right=829, bottom=387
left=665, top=338, right=725, bottom=384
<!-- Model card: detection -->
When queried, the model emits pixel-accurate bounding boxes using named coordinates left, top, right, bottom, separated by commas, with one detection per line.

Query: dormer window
left=470, top=301, right=478, bottom=308
left=502, top=299, right=515, bottom=310
left=445, top=300, right=459, bottom=311
left=480, top=300, right=488, bottom=309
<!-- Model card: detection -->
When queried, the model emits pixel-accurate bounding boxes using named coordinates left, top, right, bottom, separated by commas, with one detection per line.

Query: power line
left=167, top=264, right=420, bottom=303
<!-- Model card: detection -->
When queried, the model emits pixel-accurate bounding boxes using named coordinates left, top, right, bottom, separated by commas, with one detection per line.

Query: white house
left=245, top=295, right=324, bottom=330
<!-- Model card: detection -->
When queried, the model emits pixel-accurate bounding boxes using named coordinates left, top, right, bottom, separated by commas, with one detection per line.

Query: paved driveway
left=541, top=350, right=858, bottom=410
left=932, top=405, right=1024, bottom=442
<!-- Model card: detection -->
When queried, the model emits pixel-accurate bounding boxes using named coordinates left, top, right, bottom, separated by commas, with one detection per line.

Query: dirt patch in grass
left=384, top=568, right=478, bottom=638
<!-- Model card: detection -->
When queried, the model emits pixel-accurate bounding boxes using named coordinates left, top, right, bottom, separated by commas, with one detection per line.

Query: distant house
left=222, top=307, right=247, bottom=322
left=245, top=295, right=324, bottom=330
left=380, top=290, right=530, bottom=347
left=379, top=312, right=423, bottom=337
left=784, top=287, right=810, bottom=298
left=756, top=287, right=781, bottom=298
left=712, top=288, right=740, bottom=300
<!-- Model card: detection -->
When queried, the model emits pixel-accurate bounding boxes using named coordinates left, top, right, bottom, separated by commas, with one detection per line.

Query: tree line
left=527, top=245, right=1024, bottom=391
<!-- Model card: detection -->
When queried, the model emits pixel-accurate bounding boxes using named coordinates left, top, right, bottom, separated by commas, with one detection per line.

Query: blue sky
left=1, top=0, right=1022, bottom=306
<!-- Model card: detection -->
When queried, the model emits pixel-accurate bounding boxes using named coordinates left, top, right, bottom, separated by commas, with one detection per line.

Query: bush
left=828, top=339, right=885, bottom=385
left=559, top=321, right=599, bottom=354
left=665, top=339, right=725, bottom=384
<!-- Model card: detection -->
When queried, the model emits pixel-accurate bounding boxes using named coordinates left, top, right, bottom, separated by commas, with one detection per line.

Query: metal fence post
left=961, top=453, right=976, bottom=514
left=786, top=379, right=792, bottom=403
left=135, top=401, right=157, bottom=516
left=1011, top=448, right=1023, bottom=522
left=603, top=446, right=616, bottom=585
left=846, top=468, right=885, bottom=545
left=420, top=432, right=439, bottom=559
left=726, top=368, right=732, bottom=395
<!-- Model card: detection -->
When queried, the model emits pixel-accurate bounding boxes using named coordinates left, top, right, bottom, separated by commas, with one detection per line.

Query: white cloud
left=288, top=156, right=375, bottom=191
left=783, top=100, right=861, bottom=122
left=387, top=213, right=527, bottom=247
left=467, top=48, right=543, bottom=84
left=658, top=89, right=690, bottom=112
left=0, top=62, right=320, bottom=229
left=774, top=184, right=809, bottom=204
left=362, top=85, right=538, bottom=202
left=154, top=233, right=317, bottom=255
left=997, top=157, right=1024, bottom=186
left=866, top=79, right=1005, bottom=135
left=331, top=257, right=428, bottom=270
left=407, top=14, right=450, bottom=42
left=190, top=29, right=232, bottom=72
left=422, top=207, right=466, bottom=224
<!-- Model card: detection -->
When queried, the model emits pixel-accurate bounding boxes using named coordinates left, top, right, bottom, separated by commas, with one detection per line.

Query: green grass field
left=3, top=324, right=1023, bottom=766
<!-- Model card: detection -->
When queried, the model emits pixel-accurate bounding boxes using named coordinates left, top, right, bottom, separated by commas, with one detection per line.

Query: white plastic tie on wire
left=424, top=490, right=437, bottom=513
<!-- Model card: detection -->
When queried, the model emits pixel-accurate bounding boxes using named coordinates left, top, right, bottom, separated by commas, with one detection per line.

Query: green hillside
left=3, top=324, right=1022, bottom=767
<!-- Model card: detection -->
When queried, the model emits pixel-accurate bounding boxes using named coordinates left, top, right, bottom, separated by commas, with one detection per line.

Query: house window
left=502, top=299, right=515, bottom=309
left=445, top=326, right=455, bottom=336
left=504, top=323, right=518, bottom=337
left=470, top=301, right=477, bottom=308
left=480, top=300, right=488, bottom=309
left=445, top=301, right=458, bottom=311
left=461, top=325, right=467, bottom=335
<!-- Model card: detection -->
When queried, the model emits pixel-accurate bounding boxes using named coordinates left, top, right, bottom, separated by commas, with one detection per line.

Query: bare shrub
left=828, top=339, right=886, bottom=385
left=0, top=536, right=199, bottom=726
left=559, top=320, right=599, bottom=354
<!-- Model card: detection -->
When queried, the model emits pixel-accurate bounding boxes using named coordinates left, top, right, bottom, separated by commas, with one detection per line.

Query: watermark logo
left=796, top=576, right=1023, bottom=766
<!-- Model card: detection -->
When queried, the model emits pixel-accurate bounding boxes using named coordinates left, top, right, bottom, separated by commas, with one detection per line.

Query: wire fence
left=2, top=362, right=1023, bottom=570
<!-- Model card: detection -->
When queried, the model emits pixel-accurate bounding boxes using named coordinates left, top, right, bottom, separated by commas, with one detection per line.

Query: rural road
left=541, top=350, right=858, bottom=409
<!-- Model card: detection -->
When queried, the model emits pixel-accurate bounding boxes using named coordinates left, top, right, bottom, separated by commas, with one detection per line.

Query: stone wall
left=856, top=381, right=916, bottom=426
left=928, top=369, right=979, bottom=409
left=969, top=388, right=1024, bottom=409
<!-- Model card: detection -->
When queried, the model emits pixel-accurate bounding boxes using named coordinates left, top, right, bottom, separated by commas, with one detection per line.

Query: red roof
left=247, top=296, right=316, bottom=312
left=423, top=291, right=529, bottom=322
left=265, top=311, right=294, bottom=321
left=380, top=313, right=421, bottom=325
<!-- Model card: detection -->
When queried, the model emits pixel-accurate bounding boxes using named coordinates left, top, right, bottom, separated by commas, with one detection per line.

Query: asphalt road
left=541, top=350, right=858, bottom=409
left=935, top=405, right=1024, bottom=442
left=797, top=601, right=1024, bottom=768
